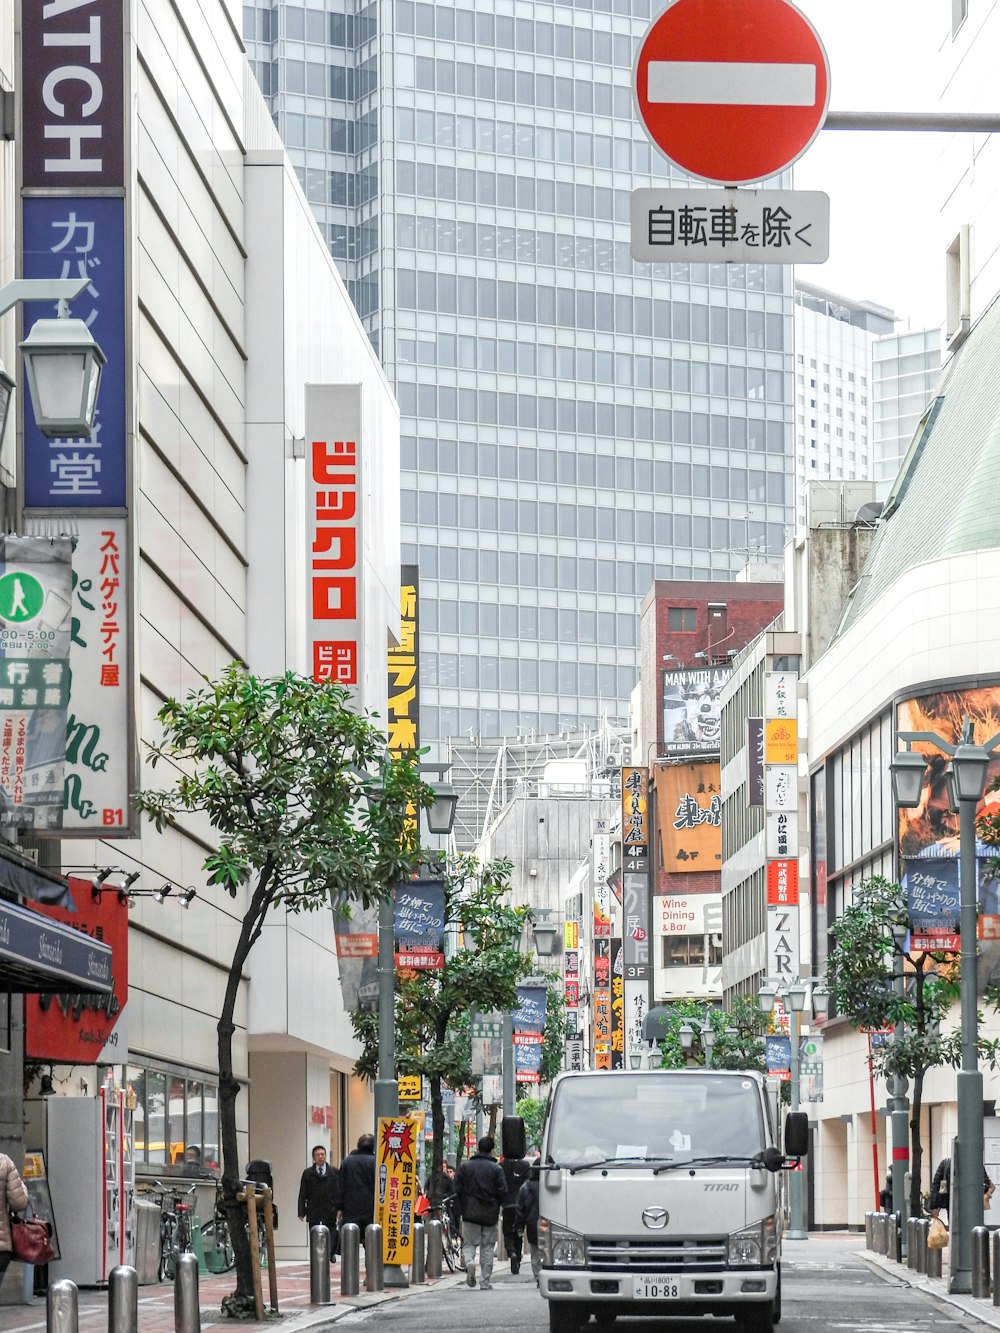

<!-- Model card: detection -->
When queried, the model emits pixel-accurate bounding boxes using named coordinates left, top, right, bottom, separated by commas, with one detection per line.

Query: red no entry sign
left=634, top=0, right=830, bottom=186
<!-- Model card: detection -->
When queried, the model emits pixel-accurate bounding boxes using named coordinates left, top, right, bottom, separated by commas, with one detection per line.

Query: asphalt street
left=333, top=1236, right=990, bottom=1333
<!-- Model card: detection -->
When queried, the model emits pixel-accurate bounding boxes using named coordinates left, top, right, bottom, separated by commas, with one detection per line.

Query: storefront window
left=168, top=1077, right=186, bottom=1165
left=146, top=1071, right=166, bottom=1164
left=128, top=1065, right=146, bottom=1159
left=130, top=1064, right=220, bottom=1175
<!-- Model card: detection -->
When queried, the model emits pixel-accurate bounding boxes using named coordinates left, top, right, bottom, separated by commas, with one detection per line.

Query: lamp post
left=677, top=1017, right=738, bottom=1069
left=890, top=717, right=1000, bottom=1294
left=758, top=975, right=829, bottom=1241
left=628, top=1040, right=664, bottom=1071
left=0, top=278, right=106, bottom=438
left=503, top=909, right=560, bottom=1115
left=371, top=765, right=458, bottom=1288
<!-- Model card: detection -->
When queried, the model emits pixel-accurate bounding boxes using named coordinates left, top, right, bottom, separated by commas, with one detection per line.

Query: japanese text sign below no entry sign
left=631, top=188, right=829, bottom=263
left=633, top=0, right=830, bottom=186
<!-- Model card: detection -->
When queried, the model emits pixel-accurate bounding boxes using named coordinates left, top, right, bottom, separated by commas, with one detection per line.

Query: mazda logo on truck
left=642, top=1206, right=668, bottom=1229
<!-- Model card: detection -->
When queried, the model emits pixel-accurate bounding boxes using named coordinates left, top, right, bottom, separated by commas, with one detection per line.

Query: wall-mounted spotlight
left=179, top=888, right=197, bottom=909
left=91, top=868, right=114, bottom=896
left=122, top=871, right=140, bottom=890
left=154, top=884, right=172, bottom=904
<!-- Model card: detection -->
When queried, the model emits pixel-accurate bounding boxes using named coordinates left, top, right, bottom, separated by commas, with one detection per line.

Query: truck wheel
left=548, top=1302, right=583, bottom=1333
left=594, top=1312, right=617, bottom=1329
left=738, top=1302, right=775, bottom=1333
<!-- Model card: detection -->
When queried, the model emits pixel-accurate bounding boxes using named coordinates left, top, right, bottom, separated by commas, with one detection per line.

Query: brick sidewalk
left=0, top=1258, right=468, bottom=1331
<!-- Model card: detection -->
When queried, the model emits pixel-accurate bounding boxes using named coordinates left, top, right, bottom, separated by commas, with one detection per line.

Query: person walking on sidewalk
left=455, top=1135, right=507, bottom=1290
left=0, top=1152, right=28, bottom=1294
left=930, top=1155, right=995, bottom=1221
left=500, top=1150, right=531, bottom=1274
left=297, top=1145, right=340, bottom=1259
left=338, top=1133, right=377, bottom=1243
left=514, top=1159, right=542, bottom=1283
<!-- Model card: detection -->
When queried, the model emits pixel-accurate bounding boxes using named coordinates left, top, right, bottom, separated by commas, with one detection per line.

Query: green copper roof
left=836, top=293, right=1000, bottom=640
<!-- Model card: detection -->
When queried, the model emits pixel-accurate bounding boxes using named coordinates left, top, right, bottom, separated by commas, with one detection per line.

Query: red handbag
left=10, top=1214, right=54, bottom=1265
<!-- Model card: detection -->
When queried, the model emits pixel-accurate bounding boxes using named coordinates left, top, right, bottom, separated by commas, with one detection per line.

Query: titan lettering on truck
left=534, top=1068, right=808, bottom=1333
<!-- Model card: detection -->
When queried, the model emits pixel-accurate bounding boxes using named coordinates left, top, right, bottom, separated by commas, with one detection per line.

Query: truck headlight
left=727, top=1216, right=777, bottom=1267
left=538, top=1217, right=586, bottom=1267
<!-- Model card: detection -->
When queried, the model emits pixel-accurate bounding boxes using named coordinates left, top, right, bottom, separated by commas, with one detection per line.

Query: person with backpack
left=455, top=1135, right=507, bottom=1289
left=514, top=1158, right=542, bottom=1282
left=500, top=1151, right=532, bottom=1274
left=930, top=1155, right=995, bottom=1220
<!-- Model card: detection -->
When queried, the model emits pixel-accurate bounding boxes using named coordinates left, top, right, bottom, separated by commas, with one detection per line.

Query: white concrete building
left=871, top=328, right=943, bottom=494
left=793, top=283, right=894, bottom=530
left=1, top=0, right=397, bottom=1269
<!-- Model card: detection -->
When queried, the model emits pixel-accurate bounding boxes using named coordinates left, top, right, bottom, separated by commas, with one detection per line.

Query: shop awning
left=0, top=853, right=74, bottom=908
left=0, top=896, right=112, bottom=994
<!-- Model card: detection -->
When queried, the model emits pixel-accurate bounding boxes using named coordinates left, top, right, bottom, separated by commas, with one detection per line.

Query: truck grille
left=586, top=1237, right=727, bottom=1271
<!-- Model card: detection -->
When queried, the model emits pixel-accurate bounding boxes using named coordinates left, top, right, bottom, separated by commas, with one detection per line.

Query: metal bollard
left=47, top=1279, right=78, bottom=1333
left=411, top=1220, right=426, bottom=1284
left=927, top=1240, right=943, bottom=1280
left=907, top=1217, right=918, bottom=1268
left=108, top=1265, right=138, bottom=1333
left=365, top=1223, right=384, bottom=1293
left=972, top=1225, right=991, bottom=1298
left=865, top=1212, right=874, bottom=1249
left=310, top=1224, right=331, bottom=1304
left=873, top=1212, right=885, bottom=1255
left=174, top=1251, right=201, bottom=1333
left=992, top=1230, right=1000, bottom=1304
left=922, top=1215, right=938, bottom=1274
left=340, top=1222, right=361, bottom=1296
left=425, top=1218, right=443, bottom=1278
left=887, top=1214, right=899, bottom=1263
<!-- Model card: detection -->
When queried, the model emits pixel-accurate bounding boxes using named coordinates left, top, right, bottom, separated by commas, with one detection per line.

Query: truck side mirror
left=784, top=1111, right=809, bottom=1158
left=758, top=1146, right=784, bottom=1172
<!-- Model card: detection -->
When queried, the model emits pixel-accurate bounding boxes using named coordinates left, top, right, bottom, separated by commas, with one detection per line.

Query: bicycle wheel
left=159, top=1217, right=177, bottom=1282
left=442, top=1220, right=462, bottom=1272
left=202, top=1218, right=236, bottom=1273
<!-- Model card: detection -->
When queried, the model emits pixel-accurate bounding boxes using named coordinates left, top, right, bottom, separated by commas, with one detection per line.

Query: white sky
left=792, top=0, right=948, bottom=329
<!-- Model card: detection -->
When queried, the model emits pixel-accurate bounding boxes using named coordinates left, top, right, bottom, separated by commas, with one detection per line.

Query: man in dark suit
left=338, top=1134, right=377, bottom=1237
left=297, top=1144, right=340, bottom=1258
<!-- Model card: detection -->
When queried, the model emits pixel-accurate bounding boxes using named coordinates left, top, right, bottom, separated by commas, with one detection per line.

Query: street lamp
left=890, top=716, right=1000, bottom=1294
left=0, top=278, right=106, bottom=438
left=629, top=1039, right=663, bottom=1070
left=757, top=975, right=827, bottom=1241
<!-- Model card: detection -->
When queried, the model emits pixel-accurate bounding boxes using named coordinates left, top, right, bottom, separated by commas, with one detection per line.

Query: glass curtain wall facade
left=245, top=0, right=795, bottom=744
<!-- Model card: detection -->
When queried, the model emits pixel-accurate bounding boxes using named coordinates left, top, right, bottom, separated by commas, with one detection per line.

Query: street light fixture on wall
left=890, top=715, right=1000, bottom=1294
left=757, top=974, right=827, bottom=1241
left=0, top=278, right=106, bottom=438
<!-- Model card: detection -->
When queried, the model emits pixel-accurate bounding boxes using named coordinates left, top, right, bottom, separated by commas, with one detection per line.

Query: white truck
left=535, top=1068, right=808, bottom=1333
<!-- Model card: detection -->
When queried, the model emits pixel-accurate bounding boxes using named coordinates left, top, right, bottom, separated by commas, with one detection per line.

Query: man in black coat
left=297, top=1145, right=340, bottom=1259
left=338, top=1134, right=377, bottom=1237
left=500, top=1153, right=531, bottom=1274
left=514, top=1159, right=542, bottom=1282
left=455, top=1135, right=507, bottom=1290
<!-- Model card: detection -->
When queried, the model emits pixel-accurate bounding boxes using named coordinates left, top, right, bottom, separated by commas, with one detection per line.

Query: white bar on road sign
left=630, top=188, right=830, bottom=265
left=647, top=61, right=817, bottom=108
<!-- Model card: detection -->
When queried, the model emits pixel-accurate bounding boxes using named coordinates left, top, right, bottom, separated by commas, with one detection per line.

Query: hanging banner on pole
left=376, top=1115, right=419, bottom=1265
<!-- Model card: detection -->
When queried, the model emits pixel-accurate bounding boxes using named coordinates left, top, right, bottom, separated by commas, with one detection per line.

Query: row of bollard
left=308, top=1216, right=446, bottom=1302
left=46, top=1251, right=203, bottom=1333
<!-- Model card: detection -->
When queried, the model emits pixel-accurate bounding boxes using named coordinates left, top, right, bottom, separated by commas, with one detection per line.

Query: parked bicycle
left=147, top=1181, right=197, bottom=1281
left=439, top=1193, right=463, bottom=1272
left=200, top=1178, right=270, bottom=1273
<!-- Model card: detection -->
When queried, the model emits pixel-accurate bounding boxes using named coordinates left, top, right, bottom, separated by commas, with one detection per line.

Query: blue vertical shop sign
left=21, top=196, right=127, bottom=509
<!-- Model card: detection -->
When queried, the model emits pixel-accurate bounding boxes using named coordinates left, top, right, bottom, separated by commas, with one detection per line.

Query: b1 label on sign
left=631, top=188, right=829, bottom=264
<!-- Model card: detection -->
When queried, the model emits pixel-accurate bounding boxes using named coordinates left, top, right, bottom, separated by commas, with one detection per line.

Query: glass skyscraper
left=245, top=0, right=795, bottom=745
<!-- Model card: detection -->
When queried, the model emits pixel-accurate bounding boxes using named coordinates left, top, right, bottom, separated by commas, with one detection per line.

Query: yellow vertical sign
left=376, top=1114, right=419, bottom=1265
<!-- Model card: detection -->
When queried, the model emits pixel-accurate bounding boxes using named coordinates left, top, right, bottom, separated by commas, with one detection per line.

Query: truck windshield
left=546, top=1073, right=765, bottom=1168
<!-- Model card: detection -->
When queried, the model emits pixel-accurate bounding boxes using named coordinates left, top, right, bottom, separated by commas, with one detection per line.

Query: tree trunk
left=218, top=868, right=275, bottom=1318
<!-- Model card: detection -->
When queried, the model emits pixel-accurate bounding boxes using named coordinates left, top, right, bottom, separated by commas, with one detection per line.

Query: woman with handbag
left=0, top=1151, right=29, bottom=1288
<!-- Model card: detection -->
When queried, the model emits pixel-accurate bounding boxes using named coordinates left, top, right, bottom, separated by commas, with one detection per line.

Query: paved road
left=335, top=1236, right=987, bottom=1333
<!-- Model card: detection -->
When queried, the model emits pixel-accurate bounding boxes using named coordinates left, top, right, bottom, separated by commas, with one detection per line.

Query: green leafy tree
left=654, top=997, right=768, bottom=1073
left=539, top=973, right=568, bottom=1085
left=824, top=875, right=1000, bottom=1218
left=351, top=854, right=530, bottom=1212
left=135, top=666, right=430, bottom=1318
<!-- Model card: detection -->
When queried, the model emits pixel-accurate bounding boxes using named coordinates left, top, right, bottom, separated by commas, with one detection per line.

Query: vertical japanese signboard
left=660, top=761, right=722, bottom=869
left=0, top=538, right=72, bottom=830
left=764, top=670, right=799, bottom=981
left=304, top=384, right=364, bottom=690
left=387, top=567, right=419, bottom=755
left=747, top=718, right=765, bottom=807
left=19, top=1, right=135, bottom=838
left=592, top=820, right=612, bottom=1069
left=376, top=1115, right=419, bottom=1265
left=394, top=879, right=445, bottom=969
left=64, top=519, right=131, bottom=832
left=620, top=767, right=650, bottom=1067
